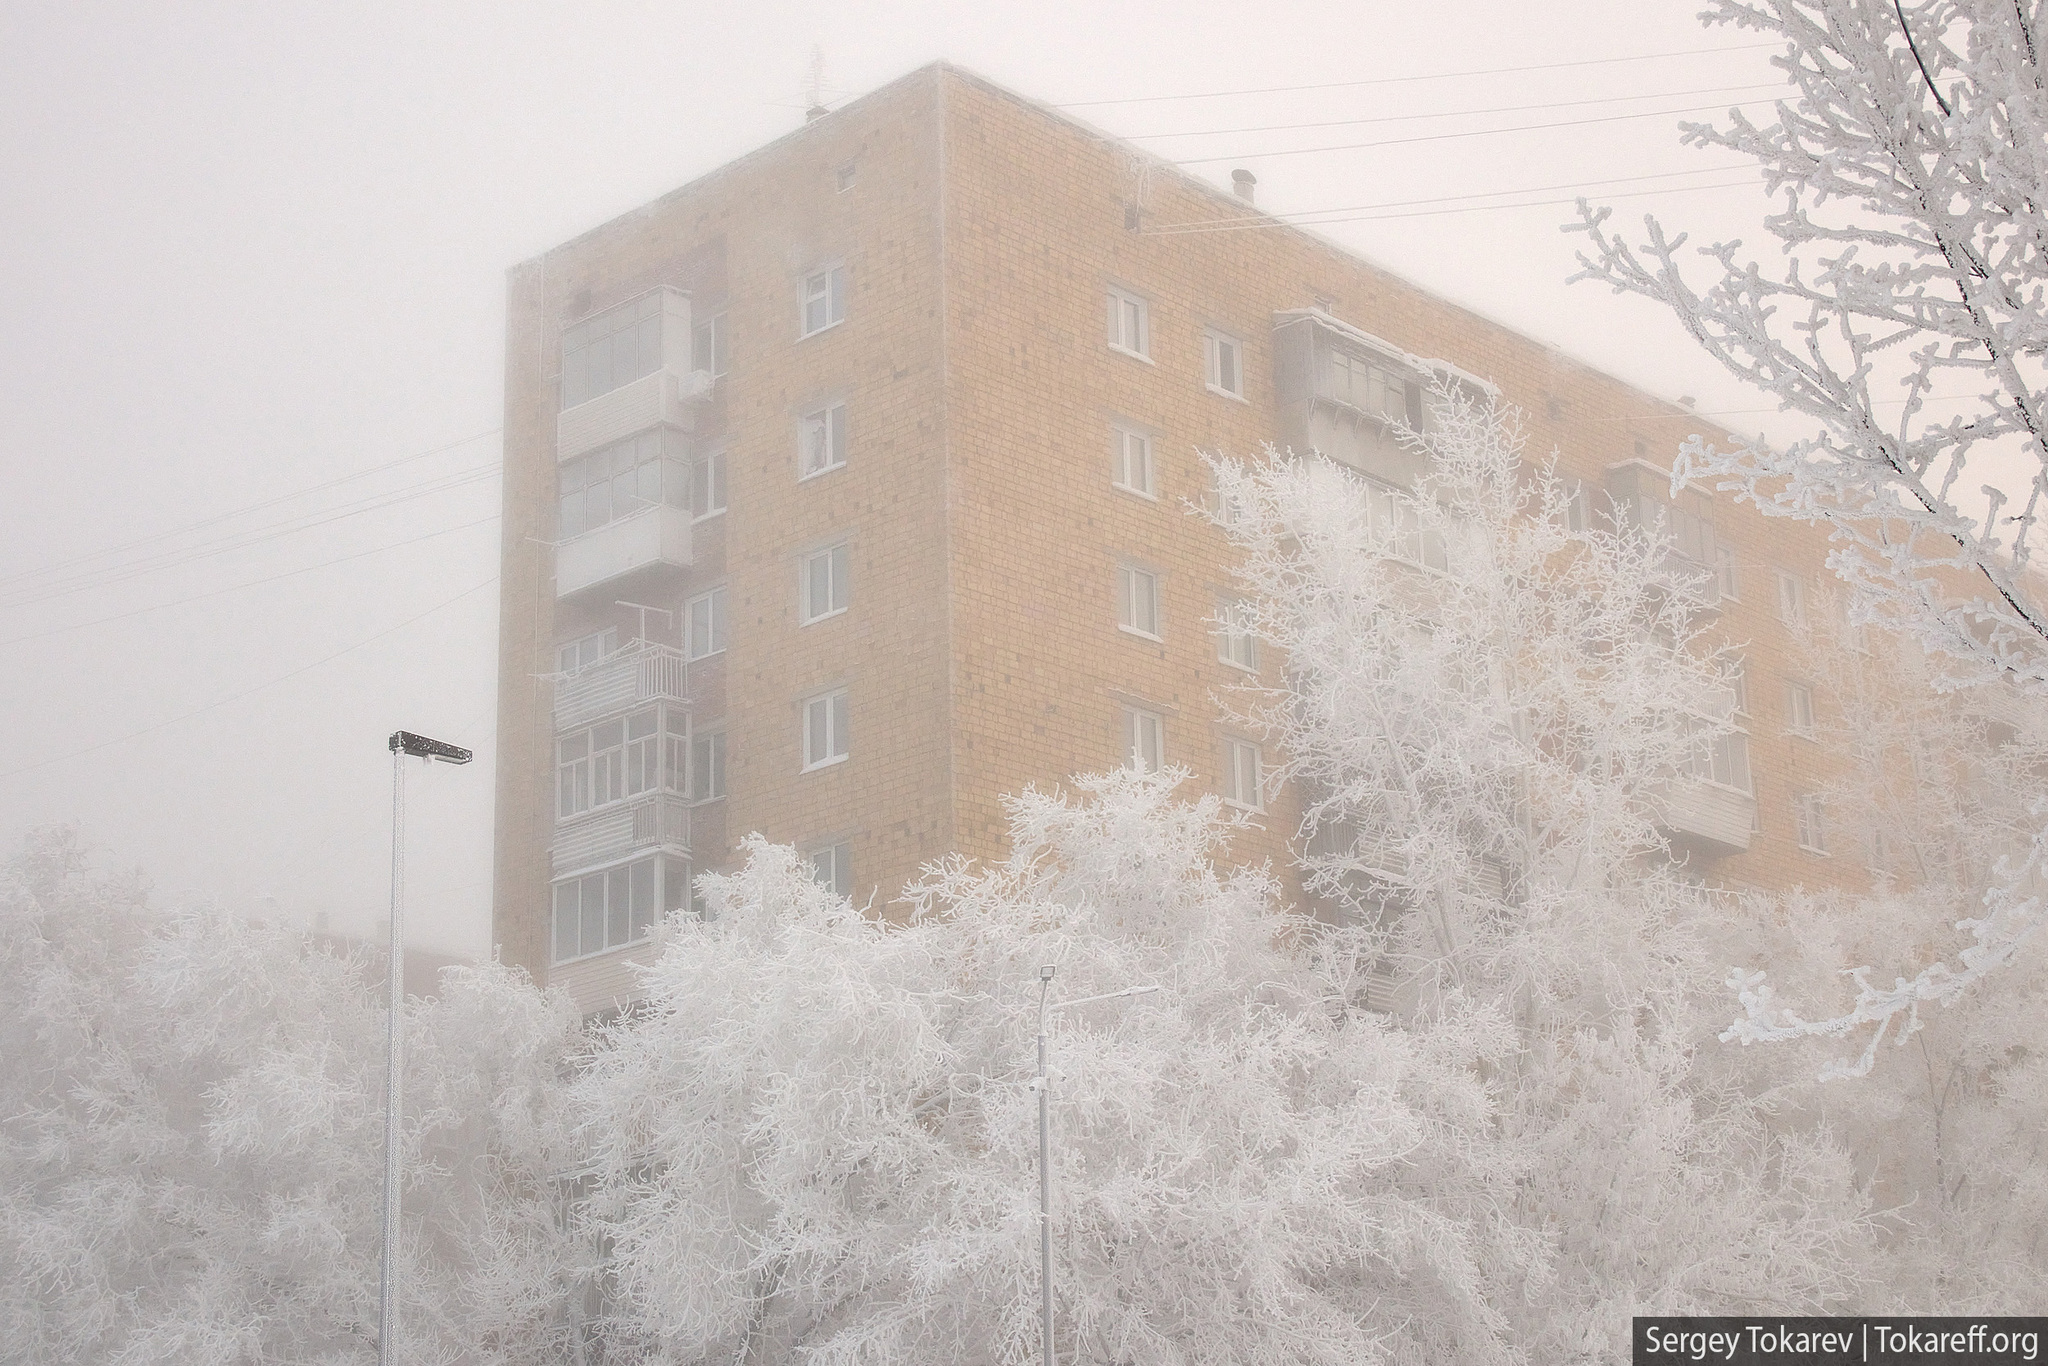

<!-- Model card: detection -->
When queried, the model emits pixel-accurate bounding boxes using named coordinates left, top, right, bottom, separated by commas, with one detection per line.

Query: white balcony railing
left=557, top=368, right=713, bottom=460
left=554, top=642, right=688, bottom=731
left=551, top=792, right=691, bottom=878
left=556, top=503, right=693, bottom=600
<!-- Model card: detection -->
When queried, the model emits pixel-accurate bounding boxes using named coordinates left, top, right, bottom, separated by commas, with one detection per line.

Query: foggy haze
left=1, top=0, right=1816, bottom=956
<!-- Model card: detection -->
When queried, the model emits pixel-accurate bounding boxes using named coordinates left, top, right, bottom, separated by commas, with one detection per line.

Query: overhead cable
left=1124, top=81, right=1789, bottom=140
left=1174, top=98, right=1780, bottom=166
left=1055, top=41, right=1782, bottom=107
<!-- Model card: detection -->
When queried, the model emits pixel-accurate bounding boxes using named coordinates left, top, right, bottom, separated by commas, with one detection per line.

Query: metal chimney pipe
left=1231, top=169, right=1257, bottom=204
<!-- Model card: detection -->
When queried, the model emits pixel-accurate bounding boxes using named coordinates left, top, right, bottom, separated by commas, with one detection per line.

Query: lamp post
left=1034, top=966, right=1159, bottom=1366
left=380, top=730, right=472, bottom=1366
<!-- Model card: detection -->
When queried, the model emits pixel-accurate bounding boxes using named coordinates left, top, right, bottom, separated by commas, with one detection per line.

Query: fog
left=1, top=0, right=1816, bottom=957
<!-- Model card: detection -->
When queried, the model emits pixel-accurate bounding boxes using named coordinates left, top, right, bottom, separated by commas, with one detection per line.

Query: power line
left=1145, top=164, right=1756, bottom=233
left=1055, top=41, right=1783, bottom=108
left=1125, top=81, right=1789, bottom=140
left=1174, top=99, right=1780, bottom=166
left=1143, top=177, right=1762, bottom=235
left=0, top=425, right=501, bottom=594
left=0, top=575, right=500, bottom=780
left=0, top=513, right=501, bottom=647
left=0, top=463, right=500, bottom=610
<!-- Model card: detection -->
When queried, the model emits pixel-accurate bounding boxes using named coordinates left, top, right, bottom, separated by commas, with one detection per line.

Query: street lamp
left=380, top=730, right=472, bottom=1366
left=1034, top=965, right=1159, bottom=1366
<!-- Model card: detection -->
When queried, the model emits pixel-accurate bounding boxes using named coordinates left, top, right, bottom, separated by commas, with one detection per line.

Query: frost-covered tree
left=1573, top=0, right=2048, bottom=696
left=0, top=828, right=582, bottom=1366
left=572, top=772, right=1536, bottom=1366
left=1209, top=394, right=1874, bottom=1356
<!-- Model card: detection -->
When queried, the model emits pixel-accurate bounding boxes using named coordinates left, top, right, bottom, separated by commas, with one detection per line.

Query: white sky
left=0, top=0, right=1822, bottom=957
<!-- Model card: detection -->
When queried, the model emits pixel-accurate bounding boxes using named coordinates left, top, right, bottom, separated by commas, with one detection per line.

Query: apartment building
left=492, top=63, right=1867, bottom=1011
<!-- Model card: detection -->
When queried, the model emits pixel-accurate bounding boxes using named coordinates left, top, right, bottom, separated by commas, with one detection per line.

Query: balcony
left=554, top=643, right=689, bottom=731
left=1654, top=778, right=1756, bottom=857
left=557, top=368, right=713, bottom=460
left=556, top=503, right=693, bottom=601
left=552, top=792, right=691, bottom=879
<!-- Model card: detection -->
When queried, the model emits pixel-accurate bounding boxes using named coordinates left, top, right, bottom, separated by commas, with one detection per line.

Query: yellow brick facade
left=493, top=64, right=1870, bottom=1007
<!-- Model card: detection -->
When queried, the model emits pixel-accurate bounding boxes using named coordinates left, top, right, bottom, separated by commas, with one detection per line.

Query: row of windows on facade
left=551, top=840, right=853, bottom=966
left=555, top=257, right=841, bottom=418
left=1121, top=703, right=1267, bottom=811
left=555, top=395, right=847, bottom=544
left=559, top=294, right=730, bottom=412
left=1107, top=285, right=1247, bottom=402
left=556, top=706, right=726, bottom=817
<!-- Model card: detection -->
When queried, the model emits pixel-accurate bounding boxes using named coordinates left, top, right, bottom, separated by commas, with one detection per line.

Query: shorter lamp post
left=380, top=730, right=471, bottom=1366
left=1034, top=965, right=1159, bottom=1366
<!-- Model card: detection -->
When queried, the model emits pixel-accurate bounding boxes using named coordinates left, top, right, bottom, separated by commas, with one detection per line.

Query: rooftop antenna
left=615, top=599, right=673, bottom=646
left=805, top=46, right=829, bottom=122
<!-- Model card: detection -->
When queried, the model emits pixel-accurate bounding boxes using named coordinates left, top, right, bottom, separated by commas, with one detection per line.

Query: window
left=1117, top=565, right=1162, bottom=639
left=1775, top=569, right=1806, bottom=626
left=1714, top=544, right=1739, bottom=600
left=1203, top=329, right=1245, bottom=399
left=1690, top=729, right=1753, bottom=792
left=801, top=542, right=850, bottom=623
left=811, top=842, right=853, bottom=897
left=1216, top=599, right=1258, bottom=671
left=1221, top=738, right=1263, bottom=810
left=800, top=265, right=847, bottom=338
left=561, top=292, right=668, bottom=409
left=1868, top=827, right=1891, bottom=876
left=686, top=586, right=726, bottom=660
left=557, top=428, right=690, bottom=539
left=799, top=402, right=848, bottom=479
left=1107, top=286, right=1150, bottom=359
left=1793, top=792, right=1828, bottom=854
left=1122, top=706, right=1165, bottom=773
left=1362, top=477, right=1449, bottom=571
left=1111, top=426, right=1155, bottom=498
left=804, top=689, right=850, bottom=770
left=691, top=311, right=728, bottom=377
left=550, top=854, right=688, bottom=963
left=1730, top=661, right=1749, bottom=716
left=1323, top=349, right=1423, bottom=427
left=836, top=162, right=857, bottom=192
left=690, top=730, right=726, bottom=801
left=691, top=449, right=727, bottom=519
left=556, top=707, right=677, bottom=818
left=1785, top=681, right=1816, bottom=737
left=557, top=629, right=619, bottom=674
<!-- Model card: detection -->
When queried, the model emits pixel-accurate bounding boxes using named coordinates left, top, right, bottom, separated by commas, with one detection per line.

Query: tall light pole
left=380, top=730, right=472, bottom=1366
left=1034, top=966, right=1159, bottom=1366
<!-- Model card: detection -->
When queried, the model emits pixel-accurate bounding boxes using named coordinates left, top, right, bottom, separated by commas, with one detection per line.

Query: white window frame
left=557, top=628, right=619, bottom=674
left=1215, top=599, right=1258, bottom=672
left=691, top=448, right=727, bottom=520
left=1122, top=705, right=1165, bottom=774
left=685, top=585, right=727, bottom=661
left=550, top=854, right=686, bottom=965
left=1713, top=544, right=1739, bottom=601
left=690, top=729, right=726, bottom=802
left=801, top=541, right=851, bottom=625
left=1221, top=737, right=1263, bottom=811
left=1111, top=425, right=1156, bottom=499
left=799, top=264, right=847, bottom=339
left=1775, top=569, right=1806, bottom=626
left=1107, top=285, right=1151, bottom=361
left=1730, top=660, right=1750, bottom=716
left=692, top=310, right=728, bottom=377
left=1203, top=328, right=1246, bottom=400
left=1117, top=563, right=1162, bottom=640
left=803, top=688, right=850, bottom=772
left=1784, top=680, right=1816, bottom=738
left=811, top=842, right=853, bottom=896
left=1793, top=791, right=1829, bottom=854
left=799, top=402, right=848, bottom=480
